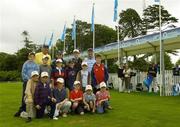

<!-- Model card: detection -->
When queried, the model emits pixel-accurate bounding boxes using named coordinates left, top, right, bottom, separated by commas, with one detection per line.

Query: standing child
left=70, top=81, right=84, bottom=115
left=65, top=60, right=77, bottom=91
left=51, top=59, right=65, bottom=88
left=83, top=85, right=96, bottom=113
left=24, top=71, right=39, bottom=122
left=53, top=78, right=72, bottom=119
left=76, top=62, right=91, bottom=91
left=34, top=72, right=56, bottom=119
left=91, top=54, right=109, bottom=92
left=96, top=82, right=112, bottom=114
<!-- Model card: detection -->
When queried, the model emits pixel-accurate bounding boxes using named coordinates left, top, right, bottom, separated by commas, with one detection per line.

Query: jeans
left=96, top=100, right=109, bottom=113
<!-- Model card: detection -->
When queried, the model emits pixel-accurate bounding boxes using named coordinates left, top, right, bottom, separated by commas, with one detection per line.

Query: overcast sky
left=0, top=0, right=180, bottom=63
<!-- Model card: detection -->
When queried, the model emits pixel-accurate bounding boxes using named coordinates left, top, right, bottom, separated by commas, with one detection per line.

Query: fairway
left=0, top=82, right=180, bottom=127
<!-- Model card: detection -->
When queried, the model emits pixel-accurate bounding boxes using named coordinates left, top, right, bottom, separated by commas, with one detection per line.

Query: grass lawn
left=0, top=82, right=180, bottom=127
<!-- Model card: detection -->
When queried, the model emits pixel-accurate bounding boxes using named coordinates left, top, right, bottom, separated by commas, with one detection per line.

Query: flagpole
left=159, top=0, right=165, bottom=96
left=92, top=3, right=95, bottom=52
left=117, top=23, right=120, bottom=64
left=74, top=16, right=76, bottom=49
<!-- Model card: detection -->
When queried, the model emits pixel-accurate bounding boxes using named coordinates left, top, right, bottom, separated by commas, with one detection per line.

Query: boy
left=70, top=81, right=84, bottom=115
left=91, top=54, right=109, bottom=92
left=24, top=71, right=39, bottom=122
left=51, top=59, right=65, bottom=88
left=65, top=60, right=77, bottom=90
left=76, top=62, right=91, bottom=91
left=72, top=49, right=82, bottom=75
left=34, top=72, right=56, bottom=119
left=39, top=55, right=52, bottom=84
left=83, top=85, right=96, bottom=113
left=53, top=78, right=71, bottom=119
left=96, top=82, right=112, bottom=114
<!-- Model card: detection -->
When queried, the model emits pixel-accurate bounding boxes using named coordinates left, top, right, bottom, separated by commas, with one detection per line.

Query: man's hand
left=51, top=98, right=57, bottom=103
left=36, top=105, right=41, bottom=109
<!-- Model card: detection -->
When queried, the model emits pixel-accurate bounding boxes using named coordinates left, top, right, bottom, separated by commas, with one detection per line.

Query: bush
left=0, top=71, right=21, bottom=81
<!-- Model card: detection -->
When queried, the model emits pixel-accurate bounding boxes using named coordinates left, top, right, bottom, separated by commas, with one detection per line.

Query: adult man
left=14, top=52, right=39, bottom=117
left=72, top=49, right=82, bottom=75
left=35, top=45, right=51, bottom=65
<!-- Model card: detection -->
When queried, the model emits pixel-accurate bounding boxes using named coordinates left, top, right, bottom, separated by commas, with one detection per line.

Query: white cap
left=56, top=59, right=63, bottom=63
left=85, top=85, right=92, bottom=91
left=56, top=78, right=64, bottom=84
left=74, top=81, right=81, bottom=85
left=41, top=72, right=49, bottom=77
left=42, top=55, right=49, bottom=59
left=31, top=71, right=39, bottom=77
left=81, top=61, right=88, bottom=66
left=100, top=82, right=106, bottom=88
left=73, top=49, right=80, bottom=53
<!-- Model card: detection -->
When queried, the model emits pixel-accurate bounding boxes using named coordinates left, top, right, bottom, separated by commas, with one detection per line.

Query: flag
left=48, top=32, right=54, bottom=47
left=91, top=3, right=95, bottom=32
left=60, top=24, right=66, bottom=41
left=71, top=17, right=76, bottom=40
left=154, top=0, right=160, bottom=2
left=113, top=0, right=118, bottom=22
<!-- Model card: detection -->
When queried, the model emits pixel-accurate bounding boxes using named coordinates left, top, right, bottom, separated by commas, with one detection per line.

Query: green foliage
left=128, top=58, right=149, bottom=71
left=142, top=5, right=178, bottom=32
left=0, top=71, right=21, bottom=81
left=176, top=59, right=180, bottom=65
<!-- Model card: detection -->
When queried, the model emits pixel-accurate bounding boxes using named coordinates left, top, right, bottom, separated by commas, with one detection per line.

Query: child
left=70, top=81, right=84, bottom=115
left=96, top=82, right=112, bottom=114
left=91, top=54, right=109, bottom=92
left=53, top=78, right=72, bottom=119
left=51, top=59, right=65, bottom=88
left=65, top=60, right=77, bottom=91
left=83, top=85, right=96, bottom=113
left=123, top=64, right=131, bottom=93
left=34, top=72, right=56, bottom=119
left=76, top=62, right=91, bottom=91
left=39, top=55, right=51, bottom=84
left=24, top=71, right=39, bottom=122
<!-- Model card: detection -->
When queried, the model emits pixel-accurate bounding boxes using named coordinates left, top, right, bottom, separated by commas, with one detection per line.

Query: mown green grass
left=0, top=82, right=180, bottom=127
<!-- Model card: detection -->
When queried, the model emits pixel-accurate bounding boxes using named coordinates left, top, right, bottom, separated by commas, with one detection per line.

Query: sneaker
left=107, top=106, right=113, bottom=110
left=14, top=111, right=21, bottom=117
left=128, top=90, right=131, bottom=93
left=53, top=116, right=59, bottom=120
left=26, top=117, right=32, bottom=123
left=80, top=112, right=84, bottom=115
left=62, top=113, right=67, bottom=118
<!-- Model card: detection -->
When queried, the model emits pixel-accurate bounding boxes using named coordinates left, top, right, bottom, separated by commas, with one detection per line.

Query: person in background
left=52, top=78, right=71, bottom=119
left=51, top=59, right=65, bottom=88
left=51, top=51, right=66, bottom=69
left=91, top=54, right=109, bottom=92
left=84, top=48, right=96, bottom=73
left=96, top=82, right=112, bottom=114
left=70, top=81, right=84, bottom=115
left=147, top=63, right=158, bottom=93
left=35, top=45, right=51, bottom=65
left=117, top=63, right=125, bottom=92
left=123, top=64, right=131, bottom=93
left=83, top=85, right=96, bottom=113
left=65, top=60, right=77, bottom=91
left=39, top=55, right=52, bottom=84
left=76, top=62, right=91, bottom=91
left=72, top=49, right=82, bottom=75
left=14, top=52, right=39, bottom=117
left=24, top=71, right=39, bottom=123
left=34, top=72, right=56, bottom=119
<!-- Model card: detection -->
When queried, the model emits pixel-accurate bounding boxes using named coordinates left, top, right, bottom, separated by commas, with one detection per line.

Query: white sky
left=0, top=0, right=180, bottom=63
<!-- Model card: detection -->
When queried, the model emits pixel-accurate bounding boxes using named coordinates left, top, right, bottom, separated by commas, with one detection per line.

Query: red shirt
left=70, top=89, right=83, bottom=100
left=93, top=63, right=105, bottom=84
left=96, top=90, right=110, bottom=105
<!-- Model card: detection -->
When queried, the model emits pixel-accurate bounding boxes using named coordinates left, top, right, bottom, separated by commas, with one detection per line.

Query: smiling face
left=41, top=76, right=48, bottom=83
left=100, top=87, right=106, bottom=92
left=74, top=84, right=80, bottom=90
left=31, top=75, right=39, bottom=82
left=56, top=62, right=62, bottom=68
left=57, top=82, right=64, bottom=89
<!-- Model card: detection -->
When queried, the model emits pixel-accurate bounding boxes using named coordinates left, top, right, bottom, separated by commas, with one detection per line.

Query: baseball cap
left=100, top=82, right=106, bottom=88
left=31, top=71, right=39, bottom=77
left=81, top=61, right=88, bottom=66
left=42, top=55, right=49, bottom=60
left=41, top=72, right=49, bottom=77
left=56, top=59, right=63, bottom=63
left=73, top=49, right=80, bottom=53
left=85, top=85, right=92, bottom=91
left=56, top=78, right=64, bottom=84
left=88, top=48, right=93, bottom=52
left=74, top=81, right=81, bottom=86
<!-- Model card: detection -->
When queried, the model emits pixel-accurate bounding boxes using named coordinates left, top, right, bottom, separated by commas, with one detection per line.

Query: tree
left=142, top=5, right=178, bottom=33
left=119, top=8, right=143, bottom=38
left=176, top=59, right=180, bottom=66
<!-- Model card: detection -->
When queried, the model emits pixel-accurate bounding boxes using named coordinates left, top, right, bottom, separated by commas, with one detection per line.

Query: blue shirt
left=21, top=60, right=39, bottom=82
left=52, top=88, right=67, bottom=103
left=84, top=57, right=96, bottom=72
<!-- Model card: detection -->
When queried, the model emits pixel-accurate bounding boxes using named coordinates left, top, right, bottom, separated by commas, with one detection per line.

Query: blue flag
left=60, top=24, right=66, bottom=41
left=154, top=0, right=160, bottom=2
left=113, top=0, right=118, bottom=22
left=48, top=32, right=54, bottom=47
left=91, top=3, right=95, bottom=32
left=71, top=18, right=76, bottom=40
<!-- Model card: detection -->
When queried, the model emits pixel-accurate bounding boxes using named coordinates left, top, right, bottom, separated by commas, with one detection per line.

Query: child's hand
left=36, top=105, right=41, bottom=109
left=51, top=98, right=56, bottom=103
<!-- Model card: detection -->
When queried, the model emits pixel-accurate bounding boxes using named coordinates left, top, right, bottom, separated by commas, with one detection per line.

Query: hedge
left=0, top=71, right=21, bottom=81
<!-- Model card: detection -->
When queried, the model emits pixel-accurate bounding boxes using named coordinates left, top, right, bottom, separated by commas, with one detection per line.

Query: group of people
left=14, top=45, right=112, bottom=123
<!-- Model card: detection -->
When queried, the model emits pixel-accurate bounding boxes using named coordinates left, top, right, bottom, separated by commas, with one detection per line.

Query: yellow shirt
left=35, top=52, right=51, bottom=65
